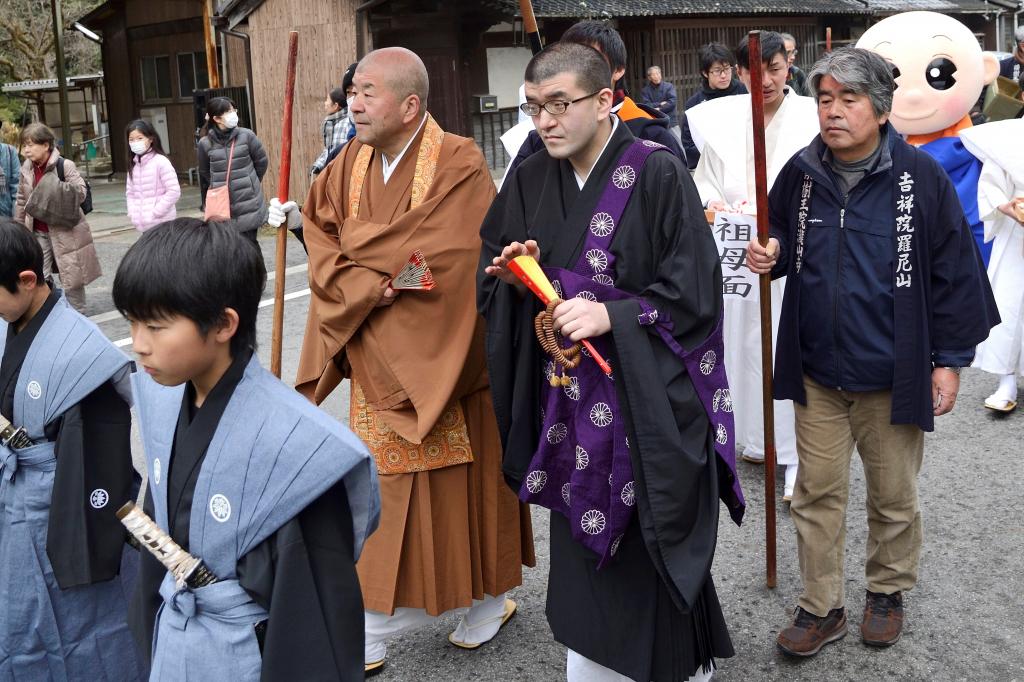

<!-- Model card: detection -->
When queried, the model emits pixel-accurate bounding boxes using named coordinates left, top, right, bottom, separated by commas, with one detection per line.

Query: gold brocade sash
left=349, top=114, right=445, bottom=215
left=350, top=381, right=473, bottom=475
left=346, top=114, right=472, bottom=475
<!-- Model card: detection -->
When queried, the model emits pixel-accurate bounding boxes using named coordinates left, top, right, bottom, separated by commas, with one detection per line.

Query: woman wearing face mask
left=125, top=120, right=180, bottom=232
left=196, top=97, right=269, bottom=246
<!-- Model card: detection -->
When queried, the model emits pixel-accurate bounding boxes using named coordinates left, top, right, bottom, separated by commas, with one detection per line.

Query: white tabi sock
left=364, top=607, right=437, bottom=664
left=448, top=592, right=509, bottom=646
left=785, top=463, right=798, bottom=497
left=566, top=649, right=715, bottom=682
left=996, top=374, right=1018, bottom=402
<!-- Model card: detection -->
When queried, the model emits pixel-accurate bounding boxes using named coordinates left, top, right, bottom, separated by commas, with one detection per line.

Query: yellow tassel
left=549, top=374, right=560, bottom=387
left=561, top=374, right=572, bottom=387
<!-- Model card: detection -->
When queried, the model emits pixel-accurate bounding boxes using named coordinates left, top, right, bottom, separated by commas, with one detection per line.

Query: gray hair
left=780, top=32, right=796, bottom=45
left=809, top=47, right=895, bottom=117
left=647, top=65, right=662, bottom=75
left=1016, top=25, right=1024, bottom=42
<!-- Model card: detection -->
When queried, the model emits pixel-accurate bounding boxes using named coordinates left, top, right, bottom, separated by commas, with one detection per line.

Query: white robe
left=961, top=120, right=1024, bottom=376
left=687, top=92, right=819, bottom=464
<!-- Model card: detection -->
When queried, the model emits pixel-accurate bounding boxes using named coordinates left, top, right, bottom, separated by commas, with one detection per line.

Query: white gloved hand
left=268, top=198, right=301, bottom=229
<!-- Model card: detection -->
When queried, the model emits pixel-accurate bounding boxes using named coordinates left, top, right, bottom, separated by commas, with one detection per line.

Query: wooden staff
left=519, top=0, right=543, bottom=55
left=826, top=26, right=833, bottom=53
left=270, top=31, right=298, bottom=379
left=747, top=30, right=777, bottom=589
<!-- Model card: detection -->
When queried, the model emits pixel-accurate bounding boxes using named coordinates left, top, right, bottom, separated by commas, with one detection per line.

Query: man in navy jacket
left=748, top=48, right=998, bottom=658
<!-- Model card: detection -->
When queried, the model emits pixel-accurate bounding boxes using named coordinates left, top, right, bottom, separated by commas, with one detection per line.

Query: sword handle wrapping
left=117, top=502, right=220, bottom=589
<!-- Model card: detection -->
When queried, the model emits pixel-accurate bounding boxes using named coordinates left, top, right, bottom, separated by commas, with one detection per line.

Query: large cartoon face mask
left=856, top=11, right=999, bottom=135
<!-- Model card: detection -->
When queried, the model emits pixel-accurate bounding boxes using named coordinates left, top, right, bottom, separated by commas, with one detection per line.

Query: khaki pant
left=35, top=230, right=85, bottom=310
left=791, top=376, right=925, bottom=617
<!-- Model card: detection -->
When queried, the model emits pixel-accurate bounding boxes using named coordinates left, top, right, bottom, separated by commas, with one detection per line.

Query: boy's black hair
left=700, top=42, right=737, bottom=74
left=736, top=31, right=787, bottom=70
left=561, top=20, right=628, bottom=70
left=113, top=218, right=266, bottom=355
left=0, top=218, right=45, bottom=293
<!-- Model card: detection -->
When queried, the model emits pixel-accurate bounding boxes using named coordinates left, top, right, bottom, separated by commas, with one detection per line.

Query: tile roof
left=501, top=0, right=873, bottom=17
left=501, top=0, right=1020, bottom=17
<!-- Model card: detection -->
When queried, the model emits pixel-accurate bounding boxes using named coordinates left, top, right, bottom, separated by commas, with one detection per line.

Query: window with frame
left=177, top=51, right=211, bottom=98
left=141, top=55, right=172, bottom=101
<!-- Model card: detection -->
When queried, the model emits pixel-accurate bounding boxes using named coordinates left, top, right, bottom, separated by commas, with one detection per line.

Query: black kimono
left=0, top=288, right=137, bottom=587
left=478, top=121, right=737, bottom=680
left=128, top=350, right=365, bottom=682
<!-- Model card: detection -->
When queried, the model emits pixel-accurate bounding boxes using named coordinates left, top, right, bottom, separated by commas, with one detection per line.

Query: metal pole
left=50, top=0, right=73, bottom=156
left=203, top=0, right=222, bottom=89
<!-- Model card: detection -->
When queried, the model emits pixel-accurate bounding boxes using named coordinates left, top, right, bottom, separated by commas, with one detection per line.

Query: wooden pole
left=202, top=0, right=221, bottom=89
left=50, top=0, right=73, bottom=155
left=519, top=0, right=543, bottom=55
left=826, top=26, right=833, bottom=53
left=747, top=30, right=777, bottom=590
left=270, top=31, right=298, bottom=379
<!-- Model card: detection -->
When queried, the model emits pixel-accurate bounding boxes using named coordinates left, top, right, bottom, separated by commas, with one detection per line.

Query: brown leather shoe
left=861, top=590, right=904, bottom=647
left=776, top=607, right=848, bottom=657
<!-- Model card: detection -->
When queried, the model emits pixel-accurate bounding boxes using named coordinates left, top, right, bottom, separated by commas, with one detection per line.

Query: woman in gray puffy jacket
left=197, top=97, right=269, bottom=244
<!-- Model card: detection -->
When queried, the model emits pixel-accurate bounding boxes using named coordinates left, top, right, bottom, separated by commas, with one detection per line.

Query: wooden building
left=78, top=1, right=248, bottom=177
left=509, top=0, right=1021, bottom=105
left=77, top=0, right=360, bottom=203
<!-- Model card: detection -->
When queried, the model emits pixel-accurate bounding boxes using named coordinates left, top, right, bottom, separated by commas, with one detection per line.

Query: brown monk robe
left=295, top=47, right=534, bottom=669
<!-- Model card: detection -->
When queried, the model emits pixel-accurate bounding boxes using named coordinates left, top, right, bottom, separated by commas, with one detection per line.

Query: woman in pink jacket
left=125, top=120, right=180, bottom=231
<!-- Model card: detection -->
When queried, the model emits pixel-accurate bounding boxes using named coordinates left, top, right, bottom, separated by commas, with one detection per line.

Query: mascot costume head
left=857, top=11, right=1000, bottom=263
left=856, top=11, right=999, bottom=140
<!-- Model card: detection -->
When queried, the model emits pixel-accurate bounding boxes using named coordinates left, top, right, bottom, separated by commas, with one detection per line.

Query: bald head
left=357, top=47, right=429, bottom=105
left=350, top=47, right=431, bottom=158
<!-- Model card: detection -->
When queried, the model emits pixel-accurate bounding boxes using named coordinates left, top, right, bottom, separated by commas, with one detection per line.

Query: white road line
left=112, top=288, right=312, bottom=348
left=90, top=263, right=309, bottom=325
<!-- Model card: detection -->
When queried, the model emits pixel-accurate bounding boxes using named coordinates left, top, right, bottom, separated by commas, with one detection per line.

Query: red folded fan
left=390, top=250, right=436, bottom=290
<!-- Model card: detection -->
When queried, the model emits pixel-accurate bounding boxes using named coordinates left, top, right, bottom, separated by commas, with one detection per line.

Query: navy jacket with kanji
left=768, top=123, right=998, bottom=432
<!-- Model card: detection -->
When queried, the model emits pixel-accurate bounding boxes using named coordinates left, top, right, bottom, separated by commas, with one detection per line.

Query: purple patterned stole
left=520, top=140, right=744, bottom=568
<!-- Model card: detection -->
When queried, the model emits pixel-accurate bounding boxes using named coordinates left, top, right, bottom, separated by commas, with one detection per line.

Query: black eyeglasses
left=520, top=91, right=603, bottom=117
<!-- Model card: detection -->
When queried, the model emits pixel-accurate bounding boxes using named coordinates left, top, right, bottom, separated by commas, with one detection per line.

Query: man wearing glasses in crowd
left=782, top=33, right=811, bottom=96
left=680, top=42, right=748, bottom=169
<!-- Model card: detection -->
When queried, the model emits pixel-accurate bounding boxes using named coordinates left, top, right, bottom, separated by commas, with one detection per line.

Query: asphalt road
left=88, top=227, right=1024, bottom=682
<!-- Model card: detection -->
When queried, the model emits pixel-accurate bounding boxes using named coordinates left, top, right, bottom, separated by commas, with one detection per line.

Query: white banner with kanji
left=709, top=212, right=758, bottom=301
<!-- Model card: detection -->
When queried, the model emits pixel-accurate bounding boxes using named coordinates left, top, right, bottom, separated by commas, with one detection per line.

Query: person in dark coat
left=781, top=33, right=811, bottom=97
left=747, top=47, right=998, bottom=659
left=999, top=26, right=1024, bottom=82
left=196, top=97, right=269, bottom=245
left=505, top=20, right=686, bottom=178
left=480, top=41, right=743, bottom=682
left=680, top=42, right=748, bottom=169
left=639, top=65, right=677, bottom=122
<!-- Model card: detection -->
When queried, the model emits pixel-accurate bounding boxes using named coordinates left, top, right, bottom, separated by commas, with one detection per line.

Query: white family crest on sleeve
left=26, top=380, right=43, bottom=400
left=209, top=494, right=232, bottom=522
left=89, top=489, right=109, bottom=509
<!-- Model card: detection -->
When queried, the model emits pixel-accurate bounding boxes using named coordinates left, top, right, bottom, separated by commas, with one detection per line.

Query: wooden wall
left=95, top=0, right=249, bottom=176
left=246, top=0, right=359, bottom=206
left=619, top=16, right=832, bottom=105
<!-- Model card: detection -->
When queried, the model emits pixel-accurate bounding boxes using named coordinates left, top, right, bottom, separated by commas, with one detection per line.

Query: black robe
left=1, top=288, right=137, bottom=589
left=128, top=350, right=365, bottom=682
left=478, top=121, right=735, bottom=681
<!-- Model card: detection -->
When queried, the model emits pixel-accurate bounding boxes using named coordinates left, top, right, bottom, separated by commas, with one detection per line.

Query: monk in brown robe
left=271, top=47, right=534, bottom=675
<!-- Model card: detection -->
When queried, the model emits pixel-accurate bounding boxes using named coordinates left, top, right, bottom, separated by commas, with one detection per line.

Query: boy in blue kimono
left=0, top=218, right=141, bottom=680
left=115, top=219, right=380, bottom=681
